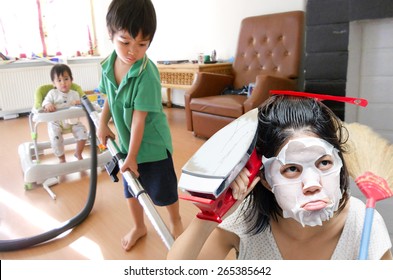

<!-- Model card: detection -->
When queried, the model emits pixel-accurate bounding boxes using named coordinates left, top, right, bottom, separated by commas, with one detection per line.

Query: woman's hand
left=223, top=167, right=260, bottom=220
left=231, top=168, right=260, bottom=200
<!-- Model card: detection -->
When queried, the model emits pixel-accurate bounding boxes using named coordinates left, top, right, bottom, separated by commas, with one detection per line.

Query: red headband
left=270, top=90, right=368, bottom=107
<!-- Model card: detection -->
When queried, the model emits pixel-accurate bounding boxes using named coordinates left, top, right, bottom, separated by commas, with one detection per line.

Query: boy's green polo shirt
left=99, top=52, right=173, bottom=163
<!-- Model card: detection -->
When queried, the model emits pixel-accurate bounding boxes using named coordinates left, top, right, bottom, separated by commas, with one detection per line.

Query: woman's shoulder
left=347, top=196, right=385, bottom=221
left=349, top=196, right=365, bottom=210
left=219, top=200, right=250, bottom=235
left=347, top=196, right=368, bottom=224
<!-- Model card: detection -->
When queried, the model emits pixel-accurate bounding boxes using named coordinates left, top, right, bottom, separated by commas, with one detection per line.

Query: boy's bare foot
left=121, top=226, right=147, bottom=251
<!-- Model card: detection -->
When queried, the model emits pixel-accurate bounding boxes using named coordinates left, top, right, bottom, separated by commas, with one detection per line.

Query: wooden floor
left=0, top=107, right=211, bottom=260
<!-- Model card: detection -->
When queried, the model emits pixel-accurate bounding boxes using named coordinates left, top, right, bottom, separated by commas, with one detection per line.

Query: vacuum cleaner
left=178, top=108, right=261, bottom=223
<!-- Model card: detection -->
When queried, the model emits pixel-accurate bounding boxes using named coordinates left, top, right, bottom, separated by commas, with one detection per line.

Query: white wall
left=93, top=0, right=307, bottom=105
left=150, top=0, right=306, bottom=62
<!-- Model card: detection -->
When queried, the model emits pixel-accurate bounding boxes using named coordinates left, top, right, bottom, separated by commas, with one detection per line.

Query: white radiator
left=0, top=60, right=101, bottom=119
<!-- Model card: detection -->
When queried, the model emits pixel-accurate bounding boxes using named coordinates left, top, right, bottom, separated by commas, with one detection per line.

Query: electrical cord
left=0, top=108, right=98, bottom=252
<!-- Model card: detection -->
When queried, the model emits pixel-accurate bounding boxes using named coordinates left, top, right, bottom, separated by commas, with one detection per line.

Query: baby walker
left=18, top=84, right=111, bottom=199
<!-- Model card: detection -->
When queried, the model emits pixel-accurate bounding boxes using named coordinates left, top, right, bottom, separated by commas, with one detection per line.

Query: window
left=0, top=0, right=97, bottom=59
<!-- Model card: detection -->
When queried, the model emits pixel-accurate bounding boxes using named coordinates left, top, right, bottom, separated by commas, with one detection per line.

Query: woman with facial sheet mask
left=167, top=94, right=392, bottom=260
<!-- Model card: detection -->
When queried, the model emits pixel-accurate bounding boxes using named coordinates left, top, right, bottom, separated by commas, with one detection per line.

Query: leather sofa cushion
left=191, top=111, right=235, bottom=138
left=189, top=95, right=247, bottom=118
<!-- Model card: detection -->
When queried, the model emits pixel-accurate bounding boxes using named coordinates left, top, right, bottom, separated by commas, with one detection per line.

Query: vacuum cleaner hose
left=0, top=110, right=98, bottom=252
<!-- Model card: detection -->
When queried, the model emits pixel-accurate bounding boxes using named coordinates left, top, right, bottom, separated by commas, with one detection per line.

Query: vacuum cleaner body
left=179, top=108, right=261, bottom=223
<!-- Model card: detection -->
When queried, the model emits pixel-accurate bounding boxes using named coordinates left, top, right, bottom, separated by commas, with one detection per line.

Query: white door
left=346, top=18, right=393, bottom=143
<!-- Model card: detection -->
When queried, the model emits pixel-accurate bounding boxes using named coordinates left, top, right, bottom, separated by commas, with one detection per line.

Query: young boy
left=42, top=64, right=88, bottom=163
left=97, top=0, right=183, bottom=251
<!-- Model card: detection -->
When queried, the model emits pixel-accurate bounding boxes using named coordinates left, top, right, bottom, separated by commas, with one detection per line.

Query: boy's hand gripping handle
left=180, top=149, right=261, bottom=223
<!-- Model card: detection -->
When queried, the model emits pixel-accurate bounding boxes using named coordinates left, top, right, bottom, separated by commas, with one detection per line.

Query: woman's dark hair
left=243, top=95, right=350, bottom=234
left=50, top=64, right=73, bottom=82
left=106, top=0, right=157, bottom=43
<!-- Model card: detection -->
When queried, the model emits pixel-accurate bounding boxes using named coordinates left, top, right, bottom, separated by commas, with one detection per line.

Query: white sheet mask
left=262, top=137, right=343, bottom=227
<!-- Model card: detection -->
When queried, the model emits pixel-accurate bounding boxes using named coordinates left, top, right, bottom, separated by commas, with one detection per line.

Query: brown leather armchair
left=185, top=11, right=305, bottom=138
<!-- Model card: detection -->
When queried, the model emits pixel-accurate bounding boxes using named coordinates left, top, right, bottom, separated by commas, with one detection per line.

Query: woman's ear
left=261, top=178, right=273, bottom=192
left=259, top=170, right=273, bottom=192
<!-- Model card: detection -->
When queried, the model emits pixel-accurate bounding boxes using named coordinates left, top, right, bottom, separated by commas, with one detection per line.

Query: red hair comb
left=270, top=90, right=368, bottom=107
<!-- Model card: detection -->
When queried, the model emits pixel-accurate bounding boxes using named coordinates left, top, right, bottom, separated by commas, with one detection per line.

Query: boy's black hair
left=106, top=0, right=157, bottom=43
left=243, top=95, right=350, bottom=234
left=50, top=64, right=73, bottom=81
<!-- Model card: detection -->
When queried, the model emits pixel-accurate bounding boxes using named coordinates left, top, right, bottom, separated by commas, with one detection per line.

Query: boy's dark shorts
left=122, top=150, right=178, bottom=206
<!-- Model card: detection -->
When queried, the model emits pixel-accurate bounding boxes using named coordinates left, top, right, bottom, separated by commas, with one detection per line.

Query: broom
left=342, top=122, right=393, bottom=259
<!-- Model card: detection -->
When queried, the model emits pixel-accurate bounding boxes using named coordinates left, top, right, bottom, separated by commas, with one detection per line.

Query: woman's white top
left=219, top=197, right=392, bottom=259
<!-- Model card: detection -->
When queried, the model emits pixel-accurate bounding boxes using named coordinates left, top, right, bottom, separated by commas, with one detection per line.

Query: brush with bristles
left=342, top=122, right=393, bottom=259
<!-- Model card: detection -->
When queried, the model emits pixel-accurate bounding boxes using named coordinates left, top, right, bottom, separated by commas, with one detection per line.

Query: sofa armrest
left=186, top=72, right=234, bottom=99
left=185, top=72, right=234, bottom=131
left=243, top=75, right=298, bottom=112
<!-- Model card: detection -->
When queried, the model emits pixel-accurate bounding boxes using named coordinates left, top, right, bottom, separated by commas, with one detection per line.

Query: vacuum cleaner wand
left=81, top=96, right=174, bottom=250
